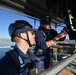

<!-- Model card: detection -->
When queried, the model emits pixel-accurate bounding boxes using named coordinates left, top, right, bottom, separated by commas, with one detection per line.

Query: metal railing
left=37, top=41, right=76, bottom=75
left=0, top=46, right=11, bottom=48
left=37, top=54, right=76, bottom=75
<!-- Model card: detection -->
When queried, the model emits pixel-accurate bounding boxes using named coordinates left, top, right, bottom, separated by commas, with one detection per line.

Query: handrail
left=37, top=54, right=76, bottom=75
left=0, top=46, right=11, bottom=48
left=0, top=46, right=14, bottom=50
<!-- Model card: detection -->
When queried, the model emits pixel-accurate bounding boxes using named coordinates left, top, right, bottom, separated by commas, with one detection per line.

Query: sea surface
left=0, top=42, right=15, bottom=59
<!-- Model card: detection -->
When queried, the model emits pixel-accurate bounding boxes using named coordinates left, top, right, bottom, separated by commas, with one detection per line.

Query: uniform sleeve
left=35, top=30, right=48, bottom=50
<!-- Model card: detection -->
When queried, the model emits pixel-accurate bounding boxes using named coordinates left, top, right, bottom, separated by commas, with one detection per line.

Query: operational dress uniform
left=35, top=26, right=58, bottom=70
left=35, top=14, right=66, bottom=71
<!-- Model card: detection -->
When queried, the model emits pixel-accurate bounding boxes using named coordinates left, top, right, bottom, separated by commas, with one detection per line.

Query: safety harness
left=6, top=48, right=36, bottom=75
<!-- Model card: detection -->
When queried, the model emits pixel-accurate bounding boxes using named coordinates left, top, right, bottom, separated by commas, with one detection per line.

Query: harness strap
left=6, top=48, right=37, bottom=75
left=6, top=50, right=20, bottom=67
left=40, top=30, right=46, bottom=39
left=35, top=30, right=46, bottom=54
left=6, top=49, right=25, bottom=75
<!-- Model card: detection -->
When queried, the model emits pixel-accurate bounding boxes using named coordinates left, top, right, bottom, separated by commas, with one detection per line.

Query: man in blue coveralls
left=0, top=20, right=40, bottom=75
left=35, top=14, right=67, bottom=71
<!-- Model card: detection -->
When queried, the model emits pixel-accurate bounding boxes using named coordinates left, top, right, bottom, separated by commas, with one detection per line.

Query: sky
left=0, top=7, right=69, bottom=39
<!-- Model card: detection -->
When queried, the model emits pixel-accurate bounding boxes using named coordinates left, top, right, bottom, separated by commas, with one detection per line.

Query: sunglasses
left=30, top=31, right=35, bottom=35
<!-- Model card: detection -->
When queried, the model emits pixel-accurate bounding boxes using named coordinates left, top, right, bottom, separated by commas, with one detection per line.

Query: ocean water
left=0, top=42, right=15, bottom=46
left=0, top=42, right=15, bottom=59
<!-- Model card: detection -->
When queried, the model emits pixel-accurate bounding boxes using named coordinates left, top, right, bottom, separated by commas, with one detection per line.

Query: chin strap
left=26, top=31, right=32, bottom=47
left=16, top=32, right=32, bottom=47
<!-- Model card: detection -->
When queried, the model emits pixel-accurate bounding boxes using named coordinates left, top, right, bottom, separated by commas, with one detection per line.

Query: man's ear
left=20, top=33, right=27, bottom=38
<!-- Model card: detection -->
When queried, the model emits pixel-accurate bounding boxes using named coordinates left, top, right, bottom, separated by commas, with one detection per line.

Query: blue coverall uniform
left=0, top=45, right=40, bottom=75
left=35, top=27, right=58, bottom=70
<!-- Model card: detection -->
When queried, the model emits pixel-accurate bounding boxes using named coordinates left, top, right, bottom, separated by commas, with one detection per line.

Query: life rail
left=37, top=54, right=76, bottom=75
left=0, top=46, right=14, bottom=49
left=37, top=41, right=76, bottom=75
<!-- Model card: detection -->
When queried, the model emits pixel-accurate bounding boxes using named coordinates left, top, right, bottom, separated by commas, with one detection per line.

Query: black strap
left=6, top=50, right=20, bottom=68
left=6, top=49, right=25, bottom=74
left=40, top=30, right=46, bottom=39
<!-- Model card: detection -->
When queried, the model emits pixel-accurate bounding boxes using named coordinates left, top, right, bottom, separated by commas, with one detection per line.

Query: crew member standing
left=35, top=14, right=67, bottom=71
left=0, top=20, right=39, bottom=75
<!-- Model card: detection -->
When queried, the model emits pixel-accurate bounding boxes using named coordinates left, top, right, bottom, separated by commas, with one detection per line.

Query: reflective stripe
left=19, top=56, right=24, bottom=65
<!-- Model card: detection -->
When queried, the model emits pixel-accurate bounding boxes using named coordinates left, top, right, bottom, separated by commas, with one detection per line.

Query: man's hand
left=53, top=29, right=67, bottom=41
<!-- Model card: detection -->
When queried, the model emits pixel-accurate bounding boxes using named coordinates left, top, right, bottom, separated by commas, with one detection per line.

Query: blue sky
left=0, top=9, right=39, bottom=39
left=0, top=9, right=69, bottom=39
